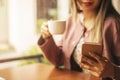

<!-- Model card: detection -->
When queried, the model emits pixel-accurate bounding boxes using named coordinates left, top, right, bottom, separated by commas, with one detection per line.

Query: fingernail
left=89, top=52, right=92, bottom=55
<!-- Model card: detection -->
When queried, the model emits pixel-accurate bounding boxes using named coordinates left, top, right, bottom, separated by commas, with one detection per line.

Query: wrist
left=38, top=36, right=45, bottom=45
left=42, top=33, right=52, bottom=40
left=100, top=60, right=114, bottom=79
left=106, top=62, right=114, bottom=79
left=109, top=63, right=115, bottom=79
left=38, top=35, right=52, bottom=45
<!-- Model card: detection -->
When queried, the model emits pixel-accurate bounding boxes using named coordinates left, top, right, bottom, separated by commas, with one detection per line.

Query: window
left=36, top=0, right=57, bottom=33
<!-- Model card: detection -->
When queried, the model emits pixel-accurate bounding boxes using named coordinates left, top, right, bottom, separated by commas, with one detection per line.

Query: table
left=0, top=63, right=101, bottom=80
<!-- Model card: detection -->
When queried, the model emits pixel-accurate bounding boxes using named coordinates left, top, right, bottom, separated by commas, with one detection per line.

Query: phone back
left=82, top=42, right=102, bottom=59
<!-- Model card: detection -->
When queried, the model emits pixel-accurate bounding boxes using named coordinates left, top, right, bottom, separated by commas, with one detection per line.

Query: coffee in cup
left=48, top=20, right=66, bottom=34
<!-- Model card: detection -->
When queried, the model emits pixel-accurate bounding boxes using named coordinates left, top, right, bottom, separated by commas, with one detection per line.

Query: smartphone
left=81, top=42, right=102, bottom=61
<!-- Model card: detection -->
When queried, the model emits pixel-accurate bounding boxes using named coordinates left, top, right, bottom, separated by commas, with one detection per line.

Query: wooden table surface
left=0, top=63, right=101, bottom=80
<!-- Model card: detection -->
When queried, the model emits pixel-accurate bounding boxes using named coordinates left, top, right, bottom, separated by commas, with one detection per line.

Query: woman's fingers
left=80, top=62, right=101, bottom=77
left=80, top=63, right=92, bottom=70
left=82, top=56, right=97, bottom=66
left=89, top=52, right=103, bottom=65
left=81, top=56, right=100, bottom=71
left=80, top=63, right=97, bottom=72
left=41, top=22, right=48, bottom=31
left=88, top=52, right=107, bottom=71
left=41, top=22, right=52, bottom=39
left=42, top=30, right=51, bottom=39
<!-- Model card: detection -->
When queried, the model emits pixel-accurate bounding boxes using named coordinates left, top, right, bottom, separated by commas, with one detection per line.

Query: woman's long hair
left=70, top=0, right=120, bottom=43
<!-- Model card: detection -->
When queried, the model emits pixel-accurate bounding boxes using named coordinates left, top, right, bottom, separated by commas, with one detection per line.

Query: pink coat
left=38, top=14, right=120, bottom=79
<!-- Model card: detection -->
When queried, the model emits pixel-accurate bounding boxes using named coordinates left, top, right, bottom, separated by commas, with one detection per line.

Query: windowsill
left=0, top=43, right=15, bottom=54
left=0, top=51, right=19, bottom=69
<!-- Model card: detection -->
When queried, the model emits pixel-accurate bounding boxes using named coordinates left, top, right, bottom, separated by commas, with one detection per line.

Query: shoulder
left=103, top=15, right=119, bottom=34
left=104, top=16, right=117, bottom=28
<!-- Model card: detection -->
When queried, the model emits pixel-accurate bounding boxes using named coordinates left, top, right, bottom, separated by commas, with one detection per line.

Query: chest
left=62, top=24, right=92, bottom=58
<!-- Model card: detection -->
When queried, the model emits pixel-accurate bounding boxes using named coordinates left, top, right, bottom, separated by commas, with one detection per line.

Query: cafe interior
left=0, top=0, right=120, bottom=80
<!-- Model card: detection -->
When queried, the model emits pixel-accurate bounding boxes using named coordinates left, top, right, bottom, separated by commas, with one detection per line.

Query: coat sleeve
left=37, top=15, right=72, bottom=67
left=102, top=17, right=120, bottom=80
left=37, top=35, right=64, bottom=67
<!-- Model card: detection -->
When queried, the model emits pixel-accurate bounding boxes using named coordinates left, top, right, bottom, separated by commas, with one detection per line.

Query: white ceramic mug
left=48, top=20, right=66, bottom=34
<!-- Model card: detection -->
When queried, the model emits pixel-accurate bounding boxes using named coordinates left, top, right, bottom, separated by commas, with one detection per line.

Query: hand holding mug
left=41, top=20, right=66, bottom=40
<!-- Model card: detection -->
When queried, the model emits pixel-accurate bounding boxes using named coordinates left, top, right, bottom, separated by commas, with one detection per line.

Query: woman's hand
left=41, top=22, right=52, bottom=40
left=80, top=52, right=114, bottom=78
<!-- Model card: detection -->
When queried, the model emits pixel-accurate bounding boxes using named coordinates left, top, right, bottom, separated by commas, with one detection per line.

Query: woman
left=38, top=0, right=120, bottom=80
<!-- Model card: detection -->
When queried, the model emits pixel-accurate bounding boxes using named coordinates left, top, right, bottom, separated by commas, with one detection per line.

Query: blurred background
left=0, top=0, right=120, bottom=69
left=0, top=0, right=69, bottom=69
